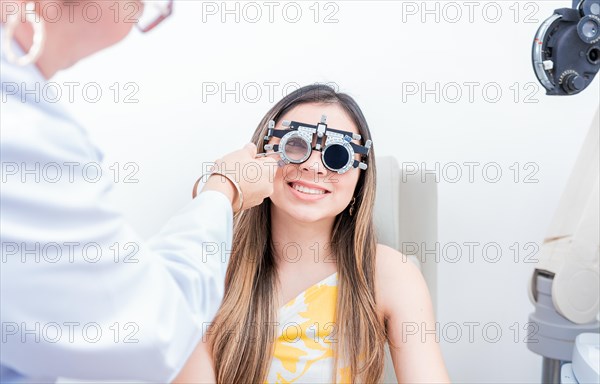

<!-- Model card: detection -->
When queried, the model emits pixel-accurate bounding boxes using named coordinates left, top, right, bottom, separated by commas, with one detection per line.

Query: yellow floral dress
left=265, top=273, right=350, bottom=383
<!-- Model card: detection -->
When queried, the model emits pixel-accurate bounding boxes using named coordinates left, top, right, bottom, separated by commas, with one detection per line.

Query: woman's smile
left=286, top=181, right=331, bottom=201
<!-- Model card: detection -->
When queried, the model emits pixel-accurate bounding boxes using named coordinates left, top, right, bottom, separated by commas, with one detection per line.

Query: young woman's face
left=267, top=102, right=363, bottom=224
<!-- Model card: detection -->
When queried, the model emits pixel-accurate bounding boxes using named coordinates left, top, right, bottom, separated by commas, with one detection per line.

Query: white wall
left=54, top=1, right=599, bottom=382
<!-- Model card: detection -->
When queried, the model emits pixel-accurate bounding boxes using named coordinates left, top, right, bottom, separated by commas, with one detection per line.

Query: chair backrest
left=373, top=156, right=439, bottom=382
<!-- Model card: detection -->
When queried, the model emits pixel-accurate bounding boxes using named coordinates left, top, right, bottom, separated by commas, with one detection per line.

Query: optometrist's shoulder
left=375, top=244, right=452, bottom=383
left=0, top=1, right=276, bottom=382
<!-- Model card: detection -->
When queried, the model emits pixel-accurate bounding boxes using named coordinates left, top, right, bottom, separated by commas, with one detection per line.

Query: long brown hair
left=209, top=84, right=386, bottom=383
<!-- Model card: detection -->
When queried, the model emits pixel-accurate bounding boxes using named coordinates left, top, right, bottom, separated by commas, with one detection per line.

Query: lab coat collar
left=0, top=24, right=105, bottom=162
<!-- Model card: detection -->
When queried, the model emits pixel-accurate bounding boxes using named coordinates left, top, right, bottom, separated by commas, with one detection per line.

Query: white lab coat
left=0, top=27, right=232, bottom=383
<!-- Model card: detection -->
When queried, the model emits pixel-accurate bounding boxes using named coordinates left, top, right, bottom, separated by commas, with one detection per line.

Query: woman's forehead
left=279, top=102, right=359, bottom=135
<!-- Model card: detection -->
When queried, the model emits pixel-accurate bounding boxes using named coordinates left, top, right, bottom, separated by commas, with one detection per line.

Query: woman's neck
left=270, top=209, right=337, bottom=273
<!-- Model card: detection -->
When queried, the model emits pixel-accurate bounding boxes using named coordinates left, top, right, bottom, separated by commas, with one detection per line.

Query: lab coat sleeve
left=0, top=99, right=233, bottom=382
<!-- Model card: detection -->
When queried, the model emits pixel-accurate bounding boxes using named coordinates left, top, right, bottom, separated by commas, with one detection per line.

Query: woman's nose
left=300, top=149, right=327, bottom=176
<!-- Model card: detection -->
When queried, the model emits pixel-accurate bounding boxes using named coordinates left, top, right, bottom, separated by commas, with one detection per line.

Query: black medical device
left=532, top=0, right=600, bottom=95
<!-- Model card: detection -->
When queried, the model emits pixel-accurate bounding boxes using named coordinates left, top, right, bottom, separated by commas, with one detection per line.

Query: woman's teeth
left=291, top=183, right=327, bottom=195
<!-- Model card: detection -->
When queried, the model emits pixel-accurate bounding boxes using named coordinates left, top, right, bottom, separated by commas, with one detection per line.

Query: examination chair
left=373, top=156, right=439, bottom=383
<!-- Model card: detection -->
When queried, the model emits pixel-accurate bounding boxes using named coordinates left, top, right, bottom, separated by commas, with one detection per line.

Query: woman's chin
left=271, top=192, right=342, bottom=224
left=290, top=211, right=323, bottom=224
left=281, top=204, right=338, bottom=225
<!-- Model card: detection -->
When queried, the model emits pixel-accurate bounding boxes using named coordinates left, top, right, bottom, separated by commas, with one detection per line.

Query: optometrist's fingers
left=241, top=155, right=279, bottom=211
left=204, top=143, right=278, bottom=212
left=243, top=142, right=258, bottom=155
left=255, top=152, right=281, bottom=158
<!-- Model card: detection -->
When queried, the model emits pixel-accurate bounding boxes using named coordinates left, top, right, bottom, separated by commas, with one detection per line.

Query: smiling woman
left=174, top=84, right=451, bottom=384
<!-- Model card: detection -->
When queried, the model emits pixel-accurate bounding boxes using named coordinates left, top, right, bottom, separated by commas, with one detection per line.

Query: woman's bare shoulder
left=374, top=243, right=430, bottom=319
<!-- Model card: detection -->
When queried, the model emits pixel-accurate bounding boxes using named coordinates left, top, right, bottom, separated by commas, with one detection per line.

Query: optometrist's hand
left=201, top=143, right=278, bottom=213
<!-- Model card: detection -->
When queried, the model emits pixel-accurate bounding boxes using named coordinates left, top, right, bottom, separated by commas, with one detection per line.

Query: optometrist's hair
left=209, top=84, right=385, bottom=383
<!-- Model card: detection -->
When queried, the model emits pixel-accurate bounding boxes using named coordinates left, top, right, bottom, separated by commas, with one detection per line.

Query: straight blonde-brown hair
left=208, top=84, right=386, bottom=383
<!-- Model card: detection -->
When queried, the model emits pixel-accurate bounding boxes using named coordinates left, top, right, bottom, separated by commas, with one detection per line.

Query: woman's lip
left=287, top=182, right=330, bottom=201
left=287, top=181, right=331, bottom=193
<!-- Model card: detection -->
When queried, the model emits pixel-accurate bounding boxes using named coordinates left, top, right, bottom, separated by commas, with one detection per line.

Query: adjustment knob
left=562, top=73, right=586, bottom=94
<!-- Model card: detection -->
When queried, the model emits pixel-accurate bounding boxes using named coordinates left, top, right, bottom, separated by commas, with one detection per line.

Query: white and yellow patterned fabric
left=265, top=272, right=350, bottom=384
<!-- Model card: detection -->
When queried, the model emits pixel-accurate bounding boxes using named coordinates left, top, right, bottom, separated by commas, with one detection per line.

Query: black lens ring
left=580, top=0, right=600, bottom=17
left=578, top=15, right=600, bottom=44
left=322, top=142, right=353, bottom=174
left=587, top=45, right=600, bottom=64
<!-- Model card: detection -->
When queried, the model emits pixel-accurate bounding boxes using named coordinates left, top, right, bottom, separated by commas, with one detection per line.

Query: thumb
left=258, top=154, right=279, bottom=165
left=244, top=142, right=258, bottom=155
left=257, top=156, right=281, bottom=173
